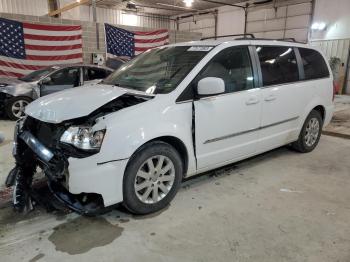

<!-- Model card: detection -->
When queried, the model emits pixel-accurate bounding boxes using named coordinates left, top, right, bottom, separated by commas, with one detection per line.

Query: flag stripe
left=26, top=48, right=83, bottom=56
left=25, top=39, right=82, bottom=46
left=24, top=28, right=82, bottom=36
left=24, top=34, right=82, bottom=41
left=26, top=53, right=82, bottom=61
left=134, top=32, right=169, bottom=40
left=25, top=44, right=82, bottom=51
left=133, top=29, right=168, bottom=35
left=0, top=60, right=44, bottom=70
left=0, top=55, right=82, bottom=66
left=23, top=23, right=81, bottom=31
left=135, top=41, right=169, bottom=49
left=135, top=35, right=169, bottom=44
left=0, top=70, right=23, bottom=78
left=0, top=65, right=32, bottom=75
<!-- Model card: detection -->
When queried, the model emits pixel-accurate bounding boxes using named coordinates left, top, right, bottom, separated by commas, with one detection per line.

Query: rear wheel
left=123, top=141, right=183, bottom=215
left=291, top=110, right=323, bottom=153
left=5, top=96, right=32, bottom=120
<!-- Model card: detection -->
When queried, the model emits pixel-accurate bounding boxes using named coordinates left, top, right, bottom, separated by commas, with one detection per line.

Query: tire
left=123, top=141, right=183, bottom=215
left=5, top=96, right=32, bottom=120
left=291, top=110, right=323, bottom=153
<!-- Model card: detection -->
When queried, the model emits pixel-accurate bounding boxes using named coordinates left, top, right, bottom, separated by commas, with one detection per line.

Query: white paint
left=25, top=39, right=334, bottom=207
left=311, top=0, right=350, bottom=40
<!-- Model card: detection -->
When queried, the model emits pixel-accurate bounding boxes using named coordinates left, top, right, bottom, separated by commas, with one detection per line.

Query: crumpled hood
left=25, top=84, right=145, bottom=123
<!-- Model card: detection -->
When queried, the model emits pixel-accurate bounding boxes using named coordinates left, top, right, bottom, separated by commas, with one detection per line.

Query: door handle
left=264, top=95, right=276, bottom=102
left=245, top=97, right=259, bottom=105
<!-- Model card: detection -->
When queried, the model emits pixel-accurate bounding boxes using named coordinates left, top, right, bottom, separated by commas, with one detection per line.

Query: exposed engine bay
left=6, top=93, right=152, bottom=215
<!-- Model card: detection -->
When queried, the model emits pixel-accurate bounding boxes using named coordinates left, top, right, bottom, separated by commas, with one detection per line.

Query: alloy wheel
left=134, top=155, right=175, bottom=204
left=11, top=100, right=29, bottom=118
left=304, top=117, right=320, bottom=147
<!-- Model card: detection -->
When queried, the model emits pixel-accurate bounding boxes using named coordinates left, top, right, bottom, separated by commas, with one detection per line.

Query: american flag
left=0, top=17, right=83, bottom=78
left=105, top=24, right=169, bottom=58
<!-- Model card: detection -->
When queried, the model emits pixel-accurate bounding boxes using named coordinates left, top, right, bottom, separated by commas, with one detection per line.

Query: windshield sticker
left=187, top=46, right=213, bottom=52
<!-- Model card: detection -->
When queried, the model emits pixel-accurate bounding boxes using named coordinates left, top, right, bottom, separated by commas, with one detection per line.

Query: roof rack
left=200, top=34, right=255, bottom=40
left=253, top=37, right=306, bottom=44
left=277, top=38, right=297, bottom=42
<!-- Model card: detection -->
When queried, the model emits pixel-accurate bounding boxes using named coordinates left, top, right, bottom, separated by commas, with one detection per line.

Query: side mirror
left=197, top=77, right=225, bottom=97
left=41, top=76, right=51, bottom=85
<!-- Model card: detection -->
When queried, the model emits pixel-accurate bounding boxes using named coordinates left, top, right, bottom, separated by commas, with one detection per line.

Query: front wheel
left=123, top=141, right=183, bottom=215
left=291, top=110, right=323, bottom=153
left=5, top=96, right=32, bottom=120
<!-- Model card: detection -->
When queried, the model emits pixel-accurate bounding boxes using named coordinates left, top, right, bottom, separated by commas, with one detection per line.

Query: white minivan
left=8, top=37, right=334, bottom=215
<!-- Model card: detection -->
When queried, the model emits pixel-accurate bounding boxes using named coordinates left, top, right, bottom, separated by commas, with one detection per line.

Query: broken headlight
left=60, top=126, right=106, bottom=151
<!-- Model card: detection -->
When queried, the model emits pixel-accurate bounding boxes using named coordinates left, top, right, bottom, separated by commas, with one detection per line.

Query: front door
left=194, top=46, right=262, bottom=170
left=40, top=67, right=81, bottom=96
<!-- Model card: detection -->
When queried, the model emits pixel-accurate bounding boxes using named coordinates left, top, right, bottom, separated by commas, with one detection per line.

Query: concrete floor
left=0, top=119, right=15, bottom=189
left=0, top=135, right=350, bottom=262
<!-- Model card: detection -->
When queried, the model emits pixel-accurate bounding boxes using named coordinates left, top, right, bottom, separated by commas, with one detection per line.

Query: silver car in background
left=0, top=64, right=113, bottom=120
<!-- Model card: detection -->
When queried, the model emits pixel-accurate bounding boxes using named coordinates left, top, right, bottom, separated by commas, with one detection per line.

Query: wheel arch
left=129, top=135, right=189, bottom=177
left=312, top=105, right=325, bottom=122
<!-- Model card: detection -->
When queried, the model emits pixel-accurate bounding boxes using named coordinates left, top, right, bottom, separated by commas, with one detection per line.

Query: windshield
left=19, top=67, right=57, bottom=82
left=102, top=46, right=211, bottom=94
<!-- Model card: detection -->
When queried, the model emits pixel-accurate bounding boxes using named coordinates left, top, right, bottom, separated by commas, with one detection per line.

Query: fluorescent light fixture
left=183, top=0, right=194, bottom=7
left=311, top=22, right=327, bottom=31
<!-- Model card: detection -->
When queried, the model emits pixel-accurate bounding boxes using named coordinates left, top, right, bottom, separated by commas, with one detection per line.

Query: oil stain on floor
left=48, top=216, right=123, bottom=255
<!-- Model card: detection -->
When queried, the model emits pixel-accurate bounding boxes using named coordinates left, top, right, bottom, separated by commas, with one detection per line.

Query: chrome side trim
left=203, top=116, right=299, bottom=144
left=19, top=131, right=54, bottom=162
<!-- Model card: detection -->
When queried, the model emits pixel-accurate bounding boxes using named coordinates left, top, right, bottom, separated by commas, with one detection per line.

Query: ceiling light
left=311, top=22, right=327, bottom=31
left=183, top=0, right=194, bottom=7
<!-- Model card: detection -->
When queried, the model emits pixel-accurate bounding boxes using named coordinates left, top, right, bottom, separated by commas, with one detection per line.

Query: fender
left=92, top=98, right=197, bottom=176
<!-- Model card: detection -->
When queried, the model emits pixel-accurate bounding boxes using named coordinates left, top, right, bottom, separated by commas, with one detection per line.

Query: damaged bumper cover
left=10, top=117, right=127, bottom=214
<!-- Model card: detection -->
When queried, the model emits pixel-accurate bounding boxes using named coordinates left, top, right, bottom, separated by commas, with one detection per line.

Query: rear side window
left=257, top=46, right=299, bottom=86
left=298, top=48, right=329, bottom=80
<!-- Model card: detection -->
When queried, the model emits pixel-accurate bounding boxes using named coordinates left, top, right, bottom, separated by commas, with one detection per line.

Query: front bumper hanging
left=8, top=118, right=106, bottom=215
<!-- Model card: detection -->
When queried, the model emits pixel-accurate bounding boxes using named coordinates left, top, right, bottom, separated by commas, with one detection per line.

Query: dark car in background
left=0, top=64, right=113, bottom=120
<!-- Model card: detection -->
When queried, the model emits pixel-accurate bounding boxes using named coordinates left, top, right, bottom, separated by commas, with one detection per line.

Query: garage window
left=257, top=46, right=299, bottom=86
left=298, top=48, right=330, bottom=80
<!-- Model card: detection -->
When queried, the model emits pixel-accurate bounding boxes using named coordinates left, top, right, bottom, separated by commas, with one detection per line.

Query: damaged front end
left=7, top=93, right=152, bottom=215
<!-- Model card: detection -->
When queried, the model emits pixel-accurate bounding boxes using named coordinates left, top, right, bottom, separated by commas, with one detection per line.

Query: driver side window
left=196, top=46, right=254, bottom=94
left=45, top=67, right=80, bottom=87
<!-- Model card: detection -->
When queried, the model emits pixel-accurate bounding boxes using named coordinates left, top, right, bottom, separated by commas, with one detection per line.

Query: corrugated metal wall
left=246, top=2, right=312, bottom=42
left=178, top=1, right=312, bottom=42
left=0, top=0, right=172, bottom=29
left=59, top=0, right=172, bottom=29
left=0, top=0, right=48, bottom=16
left=311, top=39, right=350, bottom=63
left=311, top=39, right=350, bottom=94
